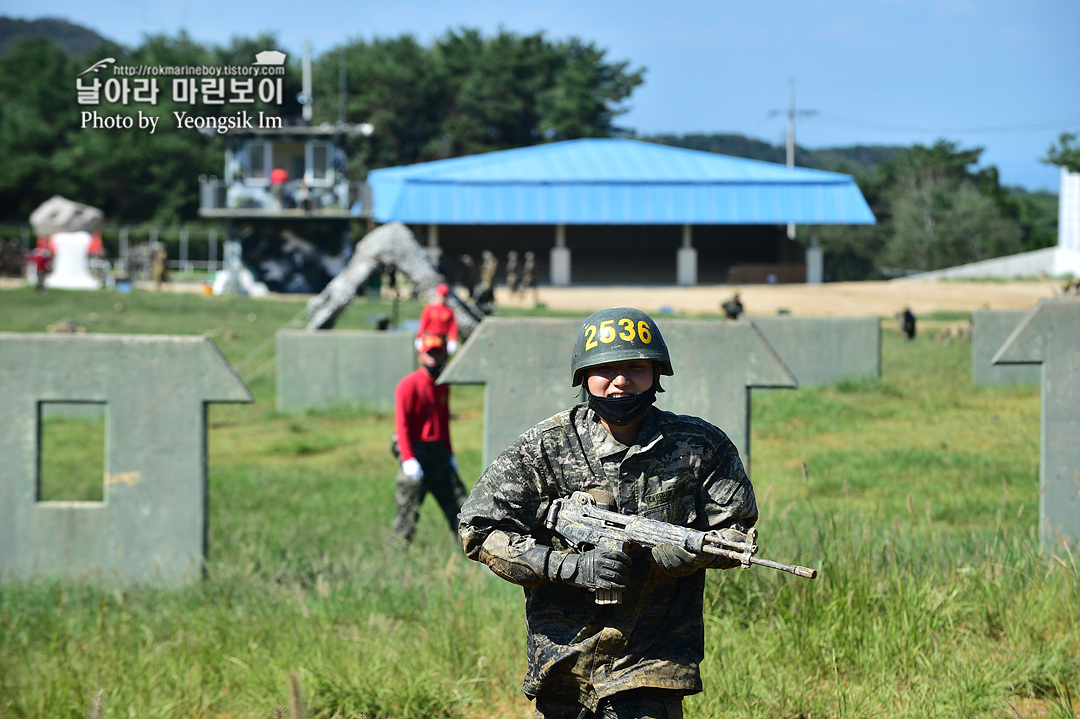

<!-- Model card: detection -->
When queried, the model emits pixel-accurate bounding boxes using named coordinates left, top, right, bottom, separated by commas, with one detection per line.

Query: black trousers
left=391, top=441, right=467, bottom=543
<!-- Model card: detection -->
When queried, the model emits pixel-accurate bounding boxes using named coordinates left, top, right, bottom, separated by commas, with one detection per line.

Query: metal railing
left=198, top=178, right=372, bottom=217
left=0, top=222, right=228, bottom=278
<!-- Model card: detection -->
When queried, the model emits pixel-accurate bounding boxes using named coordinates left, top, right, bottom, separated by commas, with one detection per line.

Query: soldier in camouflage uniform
left=459, top=307, right=758, bottom=719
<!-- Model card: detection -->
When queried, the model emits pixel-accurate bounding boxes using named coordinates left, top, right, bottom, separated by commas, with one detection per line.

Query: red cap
left=435, top=283, right=449, bottom=296
left=418, top=334, right=447, bottom=354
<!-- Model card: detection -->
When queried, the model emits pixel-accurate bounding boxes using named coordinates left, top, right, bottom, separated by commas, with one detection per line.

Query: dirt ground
left=495, top=279, right=1066, bottom=319
left=2, top=276, right=1065, bottom=320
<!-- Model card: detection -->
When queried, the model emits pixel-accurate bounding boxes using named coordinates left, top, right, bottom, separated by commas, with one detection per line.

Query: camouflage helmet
left=571, top=307, right=673, bottom=387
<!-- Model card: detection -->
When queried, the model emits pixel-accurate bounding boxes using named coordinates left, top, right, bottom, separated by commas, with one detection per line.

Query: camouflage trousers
left=534, top=690, right=684, bottom=719
left=390, top=441, right=467, bottom=543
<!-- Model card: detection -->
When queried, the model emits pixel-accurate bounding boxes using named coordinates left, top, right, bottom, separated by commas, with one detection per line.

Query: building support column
left=221, top=223, right=242, bottom=295
left=427, top=223, right=442, bottom=268
left=551, top=224, right=571, bottom=286
left=806, top=228, right=823, bottom=284
left=676, top=224, right=697, bottom=286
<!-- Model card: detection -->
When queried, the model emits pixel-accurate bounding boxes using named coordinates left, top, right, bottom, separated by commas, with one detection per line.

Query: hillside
left=0, top=16, right=111, bottom=56
left=643, top=132, right=905, bottom=176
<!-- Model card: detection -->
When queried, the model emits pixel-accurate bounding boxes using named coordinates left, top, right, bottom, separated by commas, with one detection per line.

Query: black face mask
left=587, top=388, right=657, bottom=426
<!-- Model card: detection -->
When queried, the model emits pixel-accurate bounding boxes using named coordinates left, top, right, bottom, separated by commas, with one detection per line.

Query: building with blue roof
left=367, top=138, right=875, bottom=286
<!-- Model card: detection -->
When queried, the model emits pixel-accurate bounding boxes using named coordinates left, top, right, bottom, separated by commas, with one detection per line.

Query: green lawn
left=0, top=286, right=1076, bottom=719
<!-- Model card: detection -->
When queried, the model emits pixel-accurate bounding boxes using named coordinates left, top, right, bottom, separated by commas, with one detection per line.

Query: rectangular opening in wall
left=38, top=402, right=106, bottom=503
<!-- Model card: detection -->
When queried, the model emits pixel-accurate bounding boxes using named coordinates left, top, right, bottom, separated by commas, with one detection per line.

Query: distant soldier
left=459, top=254, right=479, bottom=299
left=477, top=250, right=499, bottom=312
left=480, top=250, right=499, bottom=293
left=505, top=250, right=520, bottom=294
left=151, top=242, right=168, bottom=290
left=897, top=306, right=917, bottom=340
left=721, top=293, right=743, bottom=320
left=127, top=242, right=153, bottom=280
left=521, top=251, right=537, bottom=303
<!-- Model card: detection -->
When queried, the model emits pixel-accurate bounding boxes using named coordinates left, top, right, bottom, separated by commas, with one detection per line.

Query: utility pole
left=769, top=79, right=817, bottom=239
left=301, top=38, right=313, bottom=123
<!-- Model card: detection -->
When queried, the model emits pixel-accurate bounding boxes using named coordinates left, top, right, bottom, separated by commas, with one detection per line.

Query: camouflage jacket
left=458, top=403, right=757, bottom=709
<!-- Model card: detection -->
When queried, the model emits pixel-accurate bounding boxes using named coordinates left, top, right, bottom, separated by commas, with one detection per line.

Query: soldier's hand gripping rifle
left=544, top=490, right=817, bottom=605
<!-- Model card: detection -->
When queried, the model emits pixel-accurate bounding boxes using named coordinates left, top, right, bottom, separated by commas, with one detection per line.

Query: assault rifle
left=544, top=490, right=817, bottom=604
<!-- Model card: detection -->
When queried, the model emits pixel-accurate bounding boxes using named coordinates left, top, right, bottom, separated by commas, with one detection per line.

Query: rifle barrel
left=749, top=556, right=817, bottom=579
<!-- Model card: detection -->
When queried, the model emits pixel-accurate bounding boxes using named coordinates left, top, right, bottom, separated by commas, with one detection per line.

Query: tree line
left=0, top=24, right=643, bottom=224
left=0, top=21, right=1073, bottom=279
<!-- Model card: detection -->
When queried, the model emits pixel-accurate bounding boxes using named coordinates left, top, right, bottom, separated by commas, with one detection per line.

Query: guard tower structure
left=198, top=121, right=373, bottom=294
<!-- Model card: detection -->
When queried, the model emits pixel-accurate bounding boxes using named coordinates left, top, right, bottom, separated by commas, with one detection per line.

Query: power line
left=815, top=113, right=1080, bottom=136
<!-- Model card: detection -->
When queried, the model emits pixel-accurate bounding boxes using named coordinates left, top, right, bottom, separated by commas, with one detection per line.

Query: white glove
left=447, top=339, right=458, bottom=354
left=449, top=455, right=459, bottom=473
left=414, top=336, right=423, bottom=351
left=401, top=458, right=424, bottom=481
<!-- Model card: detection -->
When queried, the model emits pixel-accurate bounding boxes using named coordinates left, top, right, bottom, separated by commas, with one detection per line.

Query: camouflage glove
left=651, top=542, right=709, bottom=577
left=555, top=548, right=631, bottom=591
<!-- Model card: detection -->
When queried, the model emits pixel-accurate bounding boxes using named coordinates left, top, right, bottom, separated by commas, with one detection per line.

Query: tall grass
left=0, top=287, right=1077, bottom=718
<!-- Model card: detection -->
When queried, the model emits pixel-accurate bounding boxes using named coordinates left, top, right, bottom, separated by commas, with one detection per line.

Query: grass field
left=0, top=286, right=1077, bottom=719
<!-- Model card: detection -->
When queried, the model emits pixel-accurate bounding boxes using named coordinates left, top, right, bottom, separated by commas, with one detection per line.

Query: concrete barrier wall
left=972, top=309, right=1040, bottom=386
left=992, top=297, right=1080, bottom=549
left=438, top=317, right=796, bottom=472
left=751, top=316, right=881, bottom=386
left=276, top=330, right=417, bottom=413
left=0, top=334, right=252, bottom=585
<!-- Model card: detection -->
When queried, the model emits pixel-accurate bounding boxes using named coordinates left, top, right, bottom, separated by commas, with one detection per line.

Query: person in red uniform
left=391, top=333, right=468, bottom=544
left=416, top=283, right=460, bottom=353
left=28, top=246, right=53, bottom=292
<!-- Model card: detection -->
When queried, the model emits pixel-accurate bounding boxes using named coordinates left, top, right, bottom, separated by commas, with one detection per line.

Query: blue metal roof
left=368, top=138, right=876, bottom=225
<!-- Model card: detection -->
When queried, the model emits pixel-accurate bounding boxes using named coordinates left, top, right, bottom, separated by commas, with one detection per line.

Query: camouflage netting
left=29, top=196, right=105, bottom=236
left=305, top=221, right=485, bottom=335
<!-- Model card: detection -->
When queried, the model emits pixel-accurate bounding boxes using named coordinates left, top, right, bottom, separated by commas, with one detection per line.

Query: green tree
left=1012, top=189, right=1058, bottom=252
left=0, top=32, right=229, bottom=223
left=875, top=141, right=1023, bottom=272
left=310, top=28, right=644, bottom=170
left=435, top=28, right=554, bottom=155
left=311, top=34, right=446, bottom=171
left=807, top=141, right=1028, bottom=278
left=65, top=32, right=222, bottom=222
left=0, top=37, right=82, bottom=220
left=536, top=35, right=643, bottom=140
left=434, top=28, right=643, bottom=154
left=1042, top=131, right=1080, bottom=173
left=812, top=166, right=890, bottom=281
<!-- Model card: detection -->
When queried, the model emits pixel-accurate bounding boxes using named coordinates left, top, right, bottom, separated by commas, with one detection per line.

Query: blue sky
left=7, top=0, right=1079, bottom=192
